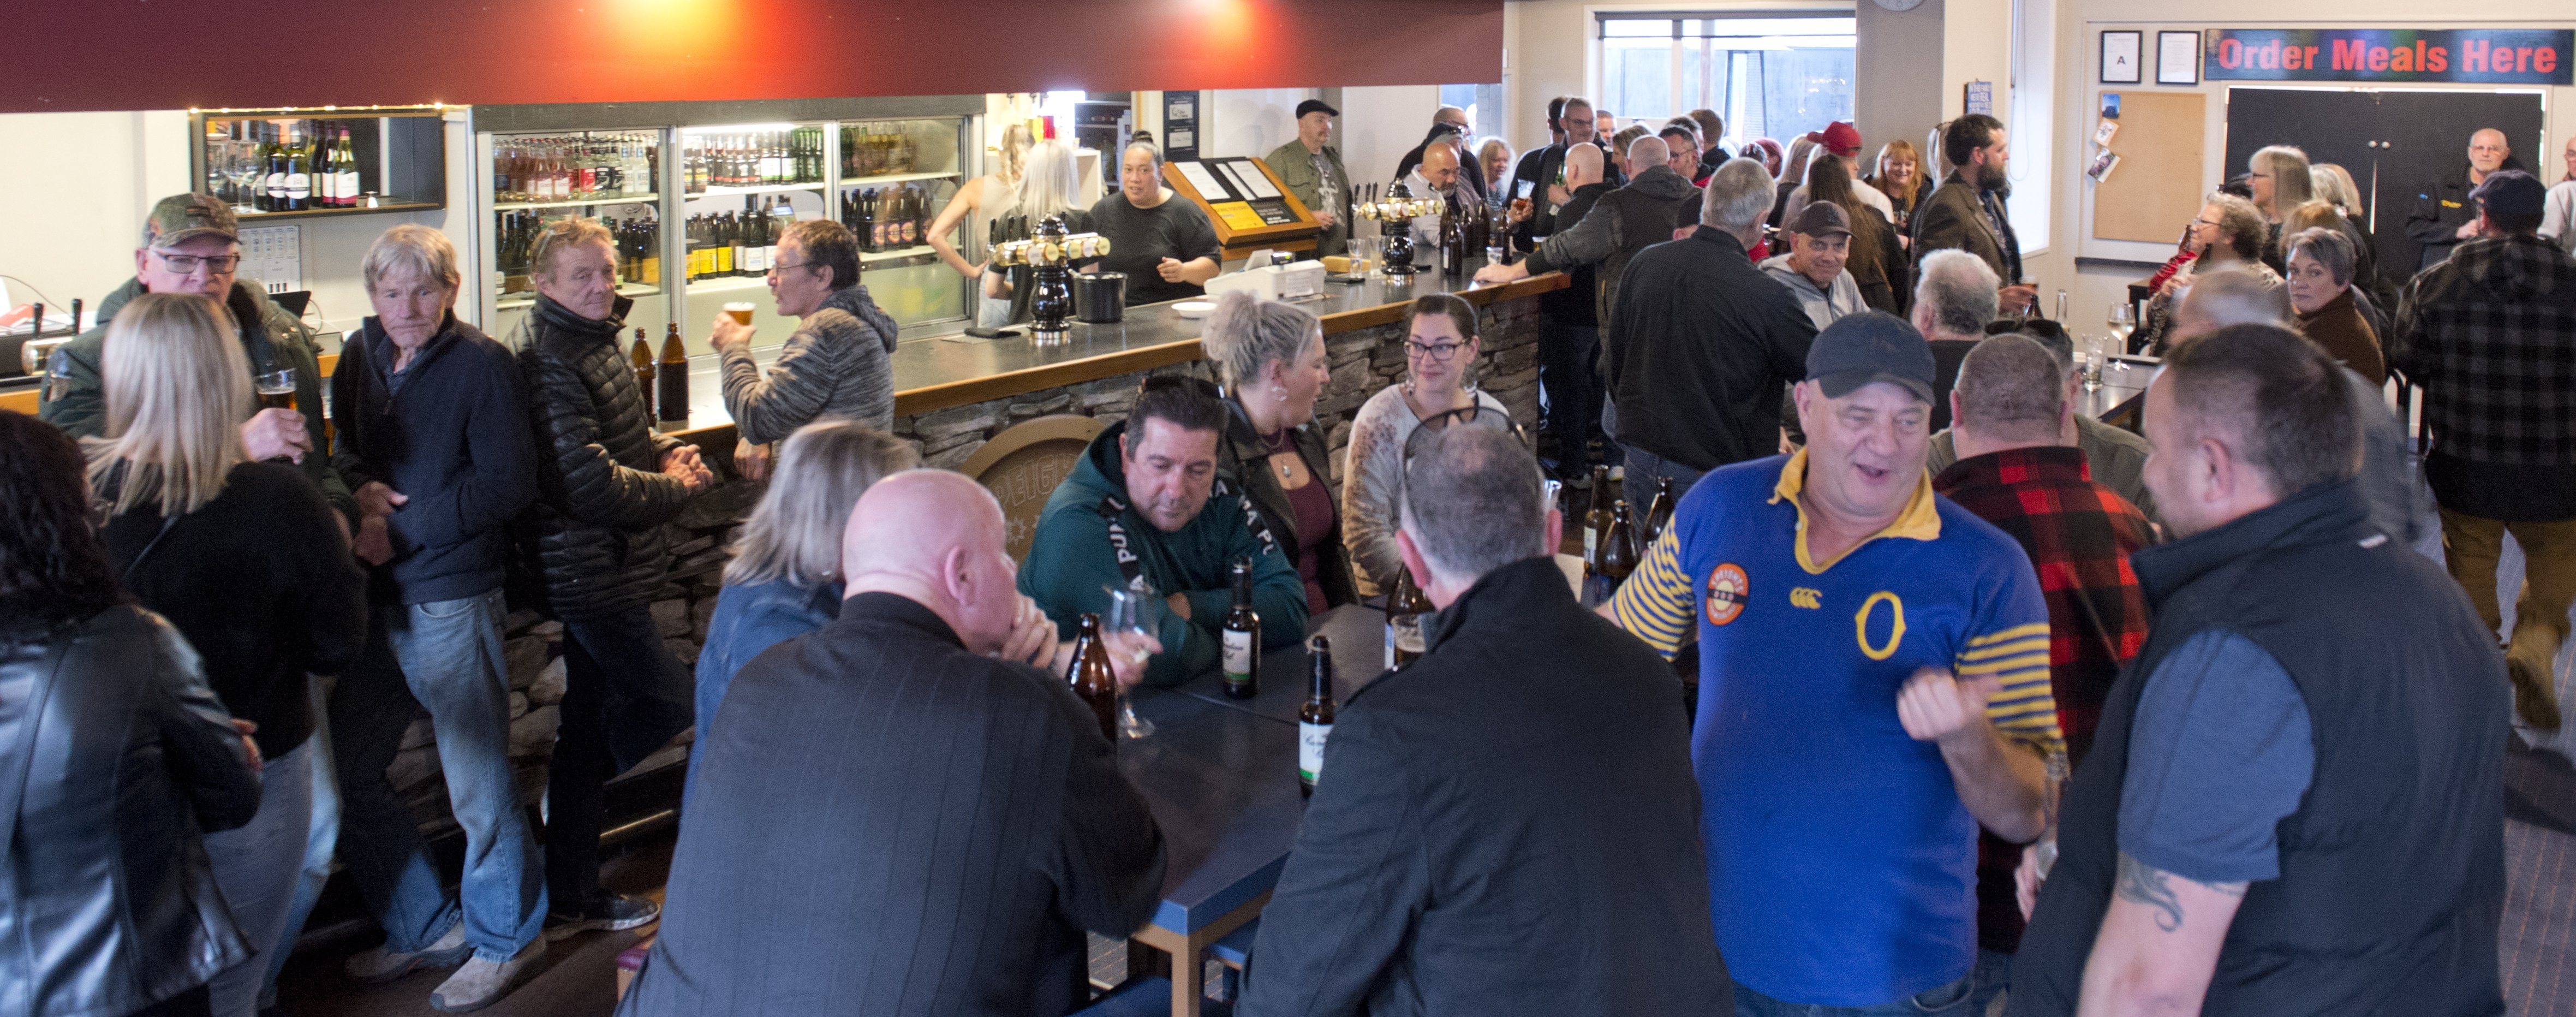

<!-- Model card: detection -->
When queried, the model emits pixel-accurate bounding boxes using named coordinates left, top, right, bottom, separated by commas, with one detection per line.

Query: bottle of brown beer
left=1383, top=564, right=1433, bottom=671
left=1299, top=635, right=1335, bottom=797
left=1067, top=613, right=1119, bottom=744
left=629, top=327, right=656, bottom=419
left=1582, top=465, right=1615, bottom=571
left=1221, top=557, right=1261, bottom=700
left=1642, top=475, right=1676, bottom=548
left=657, top=323, right=689, bottom=427
left=1599, top=502, right=1641, bottom=588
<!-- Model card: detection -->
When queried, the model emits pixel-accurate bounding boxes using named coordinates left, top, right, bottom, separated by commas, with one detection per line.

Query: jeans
left=1536, top=319, right=1602, bottom=472
left=333, top=592, right=547, bottom=961
left=204, top=740, right=317, bottom=1017
left=1963, top=948, right=2014, bottom=1016
left=1733, top=972, right=1979, bottom=1017
left=1621, top=444, right=1709, bottom=515
left=260, top=679, right=341, bottom=1009
left=546, top=603, right=694, bottom=914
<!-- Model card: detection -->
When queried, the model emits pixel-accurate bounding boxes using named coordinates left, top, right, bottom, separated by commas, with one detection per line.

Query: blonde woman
left=988, top=140, right=1090, bottom=325
left=2249, top=145, right=2316, bottom=262
left=927, top=122, right=1035, bottom=328
left=693, top=418, right=919, bottom=744
left=88, top=292, right=367, bottom=1017
left=1201, top=289, right=1352, bottom=614
left=1865, top=139, right=1929, bottom=232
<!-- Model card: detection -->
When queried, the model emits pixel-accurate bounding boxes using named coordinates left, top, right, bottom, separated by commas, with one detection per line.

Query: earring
left=1273, top=385, right=1287, bottom=399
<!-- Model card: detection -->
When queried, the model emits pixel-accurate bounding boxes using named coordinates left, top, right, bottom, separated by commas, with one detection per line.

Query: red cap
left=1821, top=121, right=1863, bottom=157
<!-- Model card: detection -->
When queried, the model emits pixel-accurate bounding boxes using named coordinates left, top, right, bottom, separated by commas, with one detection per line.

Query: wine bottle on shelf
left=313, top=123, right=336, bottom=209
left=658, top=323, right=690, bottom=426
left=641, top=216, right=661, bottom=286
left=630, top=327, right=656, bottom=419
left=1299, top=637, right=1335, bottom=797
left=264, top=124, right=288, bottom=212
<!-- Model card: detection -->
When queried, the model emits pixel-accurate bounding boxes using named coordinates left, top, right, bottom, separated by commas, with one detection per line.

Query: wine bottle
left=1221, top=557, right=1261, bottom=700
left=337, top=128, right=361, bottom=206
left=1299, top=637, right=1336, bottom=797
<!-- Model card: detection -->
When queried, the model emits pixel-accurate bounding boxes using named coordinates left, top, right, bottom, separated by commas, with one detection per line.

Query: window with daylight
left=1596, top=14, right=1856, bottom=150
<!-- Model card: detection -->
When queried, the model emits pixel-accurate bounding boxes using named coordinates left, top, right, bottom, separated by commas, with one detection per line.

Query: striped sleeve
left=1961, top=621, right=2065, bottom=756
left=1608, top=528, right=1696, bottom=660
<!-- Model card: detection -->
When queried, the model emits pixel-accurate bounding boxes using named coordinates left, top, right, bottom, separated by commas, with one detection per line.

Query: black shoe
left=542, top=894, right=660, bottom=942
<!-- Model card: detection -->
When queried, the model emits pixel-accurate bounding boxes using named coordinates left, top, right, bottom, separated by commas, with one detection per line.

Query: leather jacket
left=509, top=294, right=695, bottom=620
left=0, top=606, right=261, bottom=1017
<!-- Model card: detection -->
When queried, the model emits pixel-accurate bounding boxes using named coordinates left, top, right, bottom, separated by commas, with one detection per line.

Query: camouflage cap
left=143, top=193, right=239, bottom=249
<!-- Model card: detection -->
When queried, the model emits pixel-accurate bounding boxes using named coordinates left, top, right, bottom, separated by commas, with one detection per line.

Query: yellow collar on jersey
left=1768, top=448, right=1943, bottom=575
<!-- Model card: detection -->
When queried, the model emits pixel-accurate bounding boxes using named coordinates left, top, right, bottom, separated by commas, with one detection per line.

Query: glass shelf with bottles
left=493, top=132, right=660, bottom=206
left=192, top=108, right=446, bottom=219
left=493, top=207, right=666, bottom=306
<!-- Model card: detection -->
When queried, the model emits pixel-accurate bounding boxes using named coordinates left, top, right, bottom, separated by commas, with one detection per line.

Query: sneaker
left=345, top=921, right=471, bottom=983
left=543, top=894, right=660, bottom=941
left=429, top=939, right=545, bottom=1013
left=2506, top=651, right=2563, bottom=732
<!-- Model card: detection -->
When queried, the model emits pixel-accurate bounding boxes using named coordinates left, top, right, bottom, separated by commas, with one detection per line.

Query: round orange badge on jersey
left=1706, top=563, right=1749, bottom=626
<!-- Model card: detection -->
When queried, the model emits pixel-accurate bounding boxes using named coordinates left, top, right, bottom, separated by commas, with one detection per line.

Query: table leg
left=1131, top=890, right=1271, bottom=1017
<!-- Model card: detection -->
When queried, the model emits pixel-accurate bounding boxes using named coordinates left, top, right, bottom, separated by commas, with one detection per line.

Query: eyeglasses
left=765, top=260, right=818, bottom=278
left=1404, top=340, right=1470, bottom=362
left=152, top=251, right=241, bottom=273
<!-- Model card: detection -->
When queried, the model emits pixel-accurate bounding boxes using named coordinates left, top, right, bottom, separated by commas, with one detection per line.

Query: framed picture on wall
left=2101, top=31, right=2143, bottom=85
left=2157, top=31, right=2202, bottom=86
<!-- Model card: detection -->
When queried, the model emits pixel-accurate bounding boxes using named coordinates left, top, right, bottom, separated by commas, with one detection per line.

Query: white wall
left=0, top=109, right=467, bottom=350
left=1207, top=88, right=1316, bottom=160
left=1338, top=85, right=1444, bottom=194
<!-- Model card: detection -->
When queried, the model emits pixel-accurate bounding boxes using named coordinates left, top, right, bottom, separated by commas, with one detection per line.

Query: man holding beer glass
left=40, top=193, right=353, bottom=521
left=708, top=218, right=898, bottom=479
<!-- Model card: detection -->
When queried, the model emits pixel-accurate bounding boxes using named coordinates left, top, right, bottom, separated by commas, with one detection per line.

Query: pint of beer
left=254, top=368, right=297, bottom=412
left=723, top=302, right=756, bottom=326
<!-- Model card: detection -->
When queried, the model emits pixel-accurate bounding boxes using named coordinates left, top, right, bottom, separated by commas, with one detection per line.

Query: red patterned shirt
left=1931, top=444, right=2153, bottom=763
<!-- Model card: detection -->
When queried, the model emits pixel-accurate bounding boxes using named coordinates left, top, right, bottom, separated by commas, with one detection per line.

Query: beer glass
left=254, top=368, right=297, bottom=412
left=723, top=302, right=756, bottom=327
left=2081, top=337, right=2108, bottom=390
left=1101, top=586, right=1161, bottom=739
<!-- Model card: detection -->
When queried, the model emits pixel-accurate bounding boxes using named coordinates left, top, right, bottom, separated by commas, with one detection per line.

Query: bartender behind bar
left=1087, top=141, right=1222, bottom=306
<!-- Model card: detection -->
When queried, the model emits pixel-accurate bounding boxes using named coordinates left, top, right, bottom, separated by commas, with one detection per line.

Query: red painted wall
left=6, top=0, right=1500, bottom=114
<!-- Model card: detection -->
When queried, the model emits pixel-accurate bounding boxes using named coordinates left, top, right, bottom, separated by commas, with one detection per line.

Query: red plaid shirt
left=1933, top=444, right=2154, bottom=762
left=1935, top=444, right=2155, bottom=954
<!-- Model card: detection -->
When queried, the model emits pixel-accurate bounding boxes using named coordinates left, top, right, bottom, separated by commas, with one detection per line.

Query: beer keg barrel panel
left=960, top=413, right=1107, bottom=562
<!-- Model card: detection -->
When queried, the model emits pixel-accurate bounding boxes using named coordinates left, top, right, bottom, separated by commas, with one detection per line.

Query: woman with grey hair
left=1202, top=289, right=1355, bottom=613
left=2138, top=192, right=2281, bottom=353
left=692, top=418, right=920, bottom=749
left=2284, top=227, right=2387, bottom=384
left=1342, top=294, right=1512, bottom=597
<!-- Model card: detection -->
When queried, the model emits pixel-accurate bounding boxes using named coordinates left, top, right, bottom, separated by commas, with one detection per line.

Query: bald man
left=1403, top=139, right=1486, bottom=253
left=2407, top=127, right=2523, bottom=269
left=626, top=470, right=1166, bottom=1017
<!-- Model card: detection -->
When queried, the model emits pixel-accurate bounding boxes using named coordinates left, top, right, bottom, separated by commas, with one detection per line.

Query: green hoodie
left=1018, top=419, right=1308, bottom=687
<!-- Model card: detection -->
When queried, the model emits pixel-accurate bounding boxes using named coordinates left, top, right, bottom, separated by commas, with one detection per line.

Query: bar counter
left=661, top=263, right=1570, bottom=449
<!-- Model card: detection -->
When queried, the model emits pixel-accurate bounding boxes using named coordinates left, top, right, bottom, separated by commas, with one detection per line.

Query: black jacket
left=332, top=313, right=539, bottom=605
left=1532, top=181, right=1609, bottom=325
left=623, top=593, right=1165, bottom=1017
left=1603, top=227, right=1818, bottom=471
left=510, top=294, right=695, bottom=620
left=1525, top=164, right=1702, bottom=337
left=0, top=606, right=263, bottom=1017
left=2011, top=480, right=2508, bottom=1016
left=1219, top=396, right=1357, bottom=610
left=1506, top=141, right=1615, bottom=249
left=1237, top=557, right=1731, bottom=1017
left=102, top=461, right=367, bottom=759
left=2404, top=158, right=2525, bottom=271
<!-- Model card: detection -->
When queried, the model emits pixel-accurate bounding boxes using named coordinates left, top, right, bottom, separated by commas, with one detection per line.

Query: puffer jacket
left=510, top=294, right=696, bottom=620
left=0, top=606, right=262, bottom=1017
left=717, top=285, right=898, bottom=443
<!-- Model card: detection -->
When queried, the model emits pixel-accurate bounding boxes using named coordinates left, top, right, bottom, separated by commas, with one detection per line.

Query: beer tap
left=991, top=212, right=1112, bottom=346
left=1355, top=181, right=1441, bottom=277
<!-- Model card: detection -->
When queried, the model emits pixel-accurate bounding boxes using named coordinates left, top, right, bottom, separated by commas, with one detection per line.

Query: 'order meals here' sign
left=2203, top=28, right=2573, bottom=86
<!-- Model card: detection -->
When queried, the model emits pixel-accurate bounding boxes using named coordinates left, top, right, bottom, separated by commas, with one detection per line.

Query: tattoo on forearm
left=2115, top=852, right=2246, bottom=933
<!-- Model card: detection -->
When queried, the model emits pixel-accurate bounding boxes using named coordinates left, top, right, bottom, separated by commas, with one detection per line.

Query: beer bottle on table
left=658, top=323, right=690, bottom=427
left=1642, top=475, right=1675, bottom=548
left=1582, top=465, right=1614, bottom=568
left=1222, top=557, right=1261, bottom=700
left=630, top=328, right=655, bottom=419
left=1068, top=613, right=1120, bottom=744
left=1299, top=636, right=1335, bottom=798
left=1598, top=502, right=1641, bottom=593
left=1384, top=564, right=1432, bottom=670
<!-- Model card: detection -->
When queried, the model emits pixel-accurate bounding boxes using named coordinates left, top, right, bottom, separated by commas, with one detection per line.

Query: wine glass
left=1101, top=585, right=1161, bottom=739
left=2107, top=302, right=2138, bottom=355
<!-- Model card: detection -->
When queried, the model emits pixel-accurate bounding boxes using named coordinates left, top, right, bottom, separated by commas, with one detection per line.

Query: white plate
left=1172, top=301, right=1216, bottom=319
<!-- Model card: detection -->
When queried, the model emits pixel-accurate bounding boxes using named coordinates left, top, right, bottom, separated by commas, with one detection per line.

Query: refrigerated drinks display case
left=474, top=97, right=981, bottom=372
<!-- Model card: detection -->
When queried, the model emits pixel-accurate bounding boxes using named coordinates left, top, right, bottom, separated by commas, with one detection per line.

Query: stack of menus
left=1173, top=158, right=1303, bottom=233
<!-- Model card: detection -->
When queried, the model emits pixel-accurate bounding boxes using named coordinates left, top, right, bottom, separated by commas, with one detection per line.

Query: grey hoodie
left=1757, top=253, right=1867, bottom=331
left=719, top=285, right=899, bottom=443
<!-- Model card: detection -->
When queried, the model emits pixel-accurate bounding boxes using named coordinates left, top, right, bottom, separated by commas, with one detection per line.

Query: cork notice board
left=2091, top=91, right=2206, bottom=244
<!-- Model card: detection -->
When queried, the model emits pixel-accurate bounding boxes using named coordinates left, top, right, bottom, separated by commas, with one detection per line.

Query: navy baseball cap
left=2470, top=169, right=2545, bottom=219
left=1806, top=311, right=1936, bottom=405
